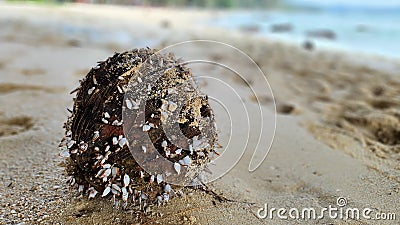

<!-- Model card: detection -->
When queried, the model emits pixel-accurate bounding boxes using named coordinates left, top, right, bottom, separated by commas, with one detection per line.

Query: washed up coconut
left=59, top=48, right=219, bottom=209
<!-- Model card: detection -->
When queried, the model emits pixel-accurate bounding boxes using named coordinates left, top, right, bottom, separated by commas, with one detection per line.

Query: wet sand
left=0, top=3, right=399, bottom=225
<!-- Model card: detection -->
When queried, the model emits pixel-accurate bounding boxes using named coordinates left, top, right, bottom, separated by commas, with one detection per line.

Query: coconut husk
left=59, top=48, right=218, bottom=209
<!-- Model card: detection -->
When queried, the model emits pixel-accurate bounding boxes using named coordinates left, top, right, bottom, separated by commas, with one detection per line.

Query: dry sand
left=0, top=3, right=399, bottom=225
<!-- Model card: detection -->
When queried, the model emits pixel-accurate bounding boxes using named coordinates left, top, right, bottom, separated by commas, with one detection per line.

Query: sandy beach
left=0, top=3, right=399, bottom=224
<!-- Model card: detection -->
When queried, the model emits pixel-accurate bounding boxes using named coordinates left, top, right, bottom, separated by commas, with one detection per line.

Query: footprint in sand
left=20, top=68, right=46, bottom=76
left=249, top=94, right=273, bottom=105
left=344, top=112, right=400, bottom=146
left=277, top=103, right=298, bottom=115
left=371, top=85, right=385, bottom=96
left=0, top=83, right=63, bottom=94
left=0, top=116, right=34, bottom=137
left=232, top=75, right=254, bottom=86
left=369, top=99, right=396, bottom=110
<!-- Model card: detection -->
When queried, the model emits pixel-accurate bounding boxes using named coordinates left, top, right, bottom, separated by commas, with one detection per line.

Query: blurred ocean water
left=213, top=1, right=400, bottom=59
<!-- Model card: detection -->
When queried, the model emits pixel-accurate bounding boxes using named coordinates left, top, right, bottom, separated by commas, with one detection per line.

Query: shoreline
left=207, top=8, right=400, bottom=61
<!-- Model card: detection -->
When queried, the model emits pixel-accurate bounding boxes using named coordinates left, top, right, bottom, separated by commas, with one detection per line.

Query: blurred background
left=1, top=0, right=399, bottom=59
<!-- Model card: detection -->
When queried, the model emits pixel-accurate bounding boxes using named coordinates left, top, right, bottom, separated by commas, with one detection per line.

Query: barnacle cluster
left=59, top=48, right=218, bottom=209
